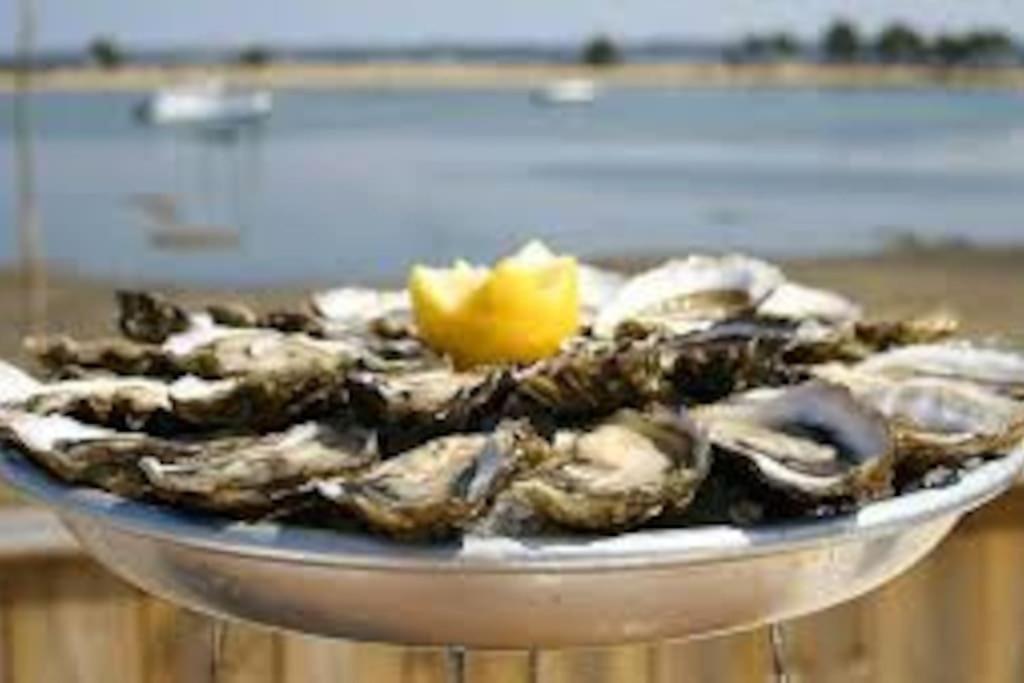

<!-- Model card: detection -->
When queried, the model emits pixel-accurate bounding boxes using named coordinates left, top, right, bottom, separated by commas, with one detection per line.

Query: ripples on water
left=1, top=88, right=1023, bottom=286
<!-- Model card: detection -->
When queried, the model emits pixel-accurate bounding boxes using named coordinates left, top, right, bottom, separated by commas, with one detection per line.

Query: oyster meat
left=319, top=422, right=537, bottom=538
left=593, top=254, right=784, bottom=337
left=694, top=382, right=893, bottom=501
left=496, top=407, right=710, bottom=532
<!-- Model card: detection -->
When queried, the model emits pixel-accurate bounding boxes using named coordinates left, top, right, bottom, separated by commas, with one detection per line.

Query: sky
left=8, top=0, right=1024, bottom=50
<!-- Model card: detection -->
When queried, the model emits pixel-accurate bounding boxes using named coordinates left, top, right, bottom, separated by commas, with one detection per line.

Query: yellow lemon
left=409, top=241, right=580, bottom=368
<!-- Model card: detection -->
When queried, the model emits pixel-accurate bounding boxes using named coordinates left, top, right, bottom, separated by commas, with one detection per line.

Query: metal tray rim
left=2, top=446, right=1021, bottom=572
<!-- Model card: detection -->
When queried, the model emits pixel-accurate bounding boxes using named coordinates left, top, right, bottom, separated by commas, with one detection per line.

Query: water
left=3, top=87, right=1024, bottom=286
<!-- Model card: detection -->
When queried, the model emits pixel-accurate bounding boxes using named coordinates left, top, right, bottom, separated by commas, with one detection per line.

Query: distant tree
left=962, top=30, right=1016, bottom=63
left=875, top=23, right=926, bottom=63
left=933, top=34, right=971, bottom=65
left=238, top=45, right=272, bottom=67
left=732, top=32, right=800, bottom=62
left=581, top=35, right=621, bottom=67
left=88, top=36, right=123, bottom=69
left=823, top=19, right=860, bottom=62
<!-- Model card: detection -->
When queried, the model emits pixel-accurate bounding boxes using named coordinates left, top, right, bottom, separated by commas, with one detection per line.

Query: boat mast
left=14, top=0, right=47, bottom=333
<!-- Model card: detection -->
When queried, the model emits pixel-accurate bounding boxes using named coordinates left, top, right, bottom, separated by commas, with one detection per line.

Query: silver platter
left=1, top=446, right=1021, bottom=649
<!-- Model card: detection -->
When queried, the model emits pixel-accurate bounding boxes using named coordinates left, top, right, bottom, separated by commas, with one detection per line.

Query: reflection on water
left=129, top=123, right=264, bottom=251
left=5, top=88, right=1024, bottom=287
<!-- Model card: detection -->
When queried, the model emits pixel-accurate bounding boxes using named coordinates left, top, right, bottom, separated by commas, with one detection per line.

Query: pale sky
left=8, top=0, right=1024, bottom=50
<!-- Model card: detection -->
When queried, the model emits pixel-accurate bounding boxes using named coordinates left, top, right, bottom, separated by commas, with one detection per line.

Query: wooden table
left=0, top=489, right=1022, bottom=682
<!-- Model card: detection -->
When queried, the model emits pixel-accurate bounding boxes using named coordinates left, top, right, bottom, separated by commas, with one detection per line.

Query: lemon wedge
left=409, top=241, right=580, bottom=368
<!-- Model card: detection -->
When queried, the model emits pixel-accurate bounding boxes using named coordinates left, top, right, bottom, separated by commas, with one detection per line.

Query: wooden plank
left=214, top=622, right=280, bottom=683
left=6, top=559, right=145, bottom=683
left=465, top=650, right=534, bottom=683
left=140, top=599, right=217, bottom=683
left=280, top=634, right=357, bottom=683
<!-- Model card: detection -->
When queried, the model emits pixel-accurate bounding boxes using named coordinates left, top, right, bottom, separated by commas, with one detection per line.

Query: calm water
left=2, top=88, right=1024, bottom=286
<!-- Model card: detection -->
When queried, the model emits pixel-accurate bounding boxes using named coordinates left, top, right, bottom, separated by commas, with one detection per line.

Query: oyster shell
left=578, top=263, right=626, bottom=321
left=139, top=422, right=378, bottom=514
left=758, top=282, right=862, bottom=324
left=593, top=254, right=784, bottom=337
left=346, top=367, right=512, bottom=454
left=26, top=335, right=178, bottom=378
left=500, top=407, right=711, bottom=532
left=509, top=337, right=668, bottom=421
left=319, top=422, right=537, bottom=538
left=0, top=410, right=150, bottom=495
left=856, top=342, right=1024, bottom=397
left=813, top=365, right=1024, bottom=466
left=694, top=382, right=893, bottom=500
left=117, top=291, right=191, bottom=344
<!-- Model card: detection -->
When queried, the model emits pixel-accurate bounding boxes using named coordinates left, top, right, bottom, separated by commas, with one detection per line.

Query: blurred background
left=2, top=1, right=1024, bottom=681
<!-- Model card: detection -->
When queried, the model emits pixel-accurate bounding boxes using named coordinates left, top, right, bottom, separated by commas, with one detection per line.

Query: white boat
left=136, top=80, right=272, bottom=126
left=531, top=79, right=599, bottom=106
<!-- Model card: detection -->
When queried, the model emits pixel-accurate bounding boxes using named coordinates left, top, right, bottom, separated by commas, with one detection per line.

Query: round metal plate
left=1, top=447, right=1021, bottom=648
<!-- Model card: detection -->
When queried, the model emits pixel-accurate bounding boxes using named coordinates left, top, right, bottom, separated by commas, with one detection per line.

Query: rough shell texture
left=139, top=422, right=378, bottom=514
left=346, top=368, right=512, bottom=455
left=117, top=291, right=191, bottom=344
left=320, top=422, right=538, bottom=538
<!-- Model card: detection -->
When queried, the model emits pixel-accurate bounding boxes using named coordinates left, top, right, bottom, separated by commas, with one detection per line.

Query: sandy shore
left=2, top=246, right=1022, bottom=362
left=4, top=62, right=1024, bottom=93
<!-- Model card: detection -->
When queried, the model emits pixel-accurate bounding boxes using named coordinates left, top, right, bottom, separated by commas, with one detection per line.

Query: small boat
left=136, top=80, right=272, bottom=126
left=531, top=79, right=599, bottom=106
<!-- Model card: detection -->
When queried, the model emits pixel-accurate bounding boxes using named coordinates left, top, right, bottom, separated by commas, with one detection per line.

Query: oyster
left=812, top=365, right=1024, bottom=466
left=593, top=254, right=784, bottom=337
left=853, top=312, right=959, bottom=352
left=312, top=287, right=410, bottom=326
left=139, top=422, right=378, bottom=514
left=499, top=407, right=710, bottom=531
left=856, top=342, right=1024, bottom=397
left=117, top=291, right=191, bottom=344
left=26, top=335, right=178, bottom=378
left=694, top=382, right=893, bottom=501
left=578, top=263, right=626, bottom=321
left=509, top=337, right=668, bottom=421
left=0, top=410, right=159, bottom=495
left=319, top=422, right=537, bottom=538
left=758, top=282, right=862, bottom=324
left=346, top=367, right=512, bottom=454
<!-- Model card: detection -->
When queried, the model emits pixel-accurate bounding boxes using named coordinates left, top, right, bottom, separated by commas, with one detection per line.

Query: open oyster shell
left=347, top=367, right=512, bottom=454
left=494, top=407, right=711, bottom=532
left=694, top=382, right=894, bottom=501
left=855, top=342, right=1024, bottom=397
left=813, top=364, right=1024, bottom=466
left=319, top=421, right=540, bottom=538
left=0, top=411, right=151, bottom=496
left=139, top=422, right=378, bottom=514
left=593, top=254, right=784, bottom=337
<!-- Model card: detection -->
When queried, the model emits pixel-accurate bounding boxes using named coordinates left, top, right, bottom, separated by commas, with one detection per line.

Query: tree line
left=730, top=19, right=1018, bottom=66
left=81, top=23, right=1017, bottom=71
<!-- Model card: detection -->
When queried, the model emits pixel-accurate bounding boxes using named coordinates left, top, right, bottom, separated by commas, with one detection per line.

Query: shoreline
left=4, top=62, right=1024, bottom=93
